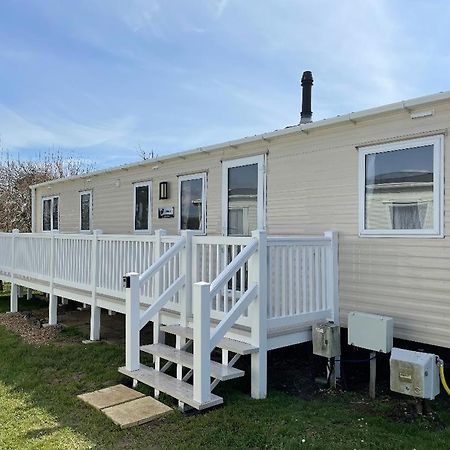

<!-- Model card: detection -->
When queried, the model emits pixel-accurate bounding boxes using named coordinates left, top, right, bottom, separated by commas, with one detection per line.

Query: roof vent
left=300, top=71, right=313, bottom=124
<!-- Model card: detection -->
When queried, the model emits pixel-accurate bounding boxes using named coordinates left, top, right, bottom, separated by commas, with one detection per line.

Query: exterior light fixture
left=159, top=181, right=169, bottom=200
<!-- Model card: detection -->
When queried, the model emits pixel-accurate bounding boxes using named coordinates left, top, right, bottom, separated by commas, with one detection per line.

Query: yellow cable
left=439, top=363, right=450, bottom=396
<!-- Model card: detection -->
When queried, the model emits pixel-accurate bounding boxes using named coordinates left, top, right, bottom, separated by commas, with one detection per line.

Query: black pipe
left=300, top=70, right=313, bottom=124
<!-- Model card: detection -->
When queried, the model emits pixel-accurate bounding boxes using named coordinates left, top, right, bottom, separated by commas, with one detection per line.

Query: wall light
left=159, top=181, right=169, bottom=200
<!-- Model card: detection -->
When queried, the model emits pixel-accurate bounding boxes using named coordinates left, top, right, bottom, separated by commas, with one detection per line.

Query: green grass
left=1, top=290, right=450, bottom=449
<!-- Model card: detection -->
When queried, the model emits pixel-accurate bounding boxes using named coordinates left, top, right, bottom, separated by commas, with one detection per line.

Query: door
left=222, top=155, right=266, bottom=236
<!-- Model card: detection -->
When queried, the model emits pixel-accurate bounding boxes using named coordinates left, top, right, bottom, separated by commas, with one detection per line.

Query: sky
left=1, top=0, right=450, bottom=169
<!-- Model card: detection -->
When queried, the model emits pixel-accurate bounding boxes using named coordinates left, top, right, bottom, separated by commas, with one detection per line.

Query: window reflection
left=135, top=185, right=149, bottom=231
left=227, top=164, right=258, bottom=236
left=80, top=193, right=91, bottom=231
left=365, top=145, right=434, bottom=230
left=180, top=177, right=204, bottom=231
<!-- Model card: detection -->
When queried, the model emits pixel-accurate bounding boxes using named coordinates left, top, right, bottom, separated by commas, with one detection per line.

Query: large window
left=80, top=191, right=92, bottom=232
left=42, top=196, right=59, bottom=231
left=134, top=181, right=152, bottom=232
left=359, top=136, right=443, bottom=236
left=179, top=173, right=206, bottom=233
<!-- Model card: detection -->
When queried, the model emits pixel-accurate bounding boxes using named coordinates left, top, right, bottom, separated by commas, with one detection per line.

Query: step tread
left=118, top=365, right=223, bottom=410
left=160, top=325, right=258, bottom=355
left=140, top=343, right=245, bottom=381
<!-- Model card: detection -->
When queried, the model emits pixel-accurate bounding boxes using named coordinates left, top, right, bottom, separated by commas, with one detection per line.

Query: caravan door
left=222, top=155, right=266, bottom=236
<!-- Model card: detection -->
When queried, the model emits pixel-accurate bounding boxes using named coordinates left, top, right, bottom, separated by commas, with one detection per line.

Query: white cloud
left=0, top=104, right=136, bottom=151
left=118, top=0, right=162, bottom=35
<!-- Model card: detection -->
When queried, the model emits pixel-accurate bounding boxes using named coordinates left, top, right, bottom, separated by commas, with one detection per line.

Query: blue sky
left=1, top=0, right=450, bottom=169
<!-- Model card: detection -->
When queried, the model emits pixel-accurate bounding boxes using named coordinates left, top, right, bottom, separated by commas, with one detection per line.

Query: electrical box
left=312, top=322, right=341, bottom=358
left=348, top=312, right=394, bottom=353
left=390, top=348, right=440, bottom=400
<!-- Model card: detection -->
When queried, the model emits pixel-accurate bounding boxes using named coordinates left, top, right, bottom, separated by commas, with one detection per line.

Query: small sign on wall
left=158, top=207, right=175, bottom=219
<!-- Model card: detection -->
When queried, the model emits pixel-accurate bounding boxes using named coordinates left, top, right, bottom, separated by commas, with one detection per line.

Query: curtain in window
left=43, top=199, right=51, bottom=231
left=390, top=202, right=428, bottom=229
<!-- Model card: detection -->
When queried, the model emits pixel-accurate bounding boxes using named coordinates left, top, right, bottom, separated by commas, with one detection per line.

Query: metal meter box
left=312, top=322, right=341, bottom=358
left=390, top=348, right=440, bottom=400
left=348, top=312, right=394, bottom=353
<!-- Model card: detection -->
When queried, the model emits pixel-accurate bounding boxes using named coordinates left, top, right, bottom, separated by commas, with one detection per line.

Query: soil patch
left=0, top=311, right=63, bottom=345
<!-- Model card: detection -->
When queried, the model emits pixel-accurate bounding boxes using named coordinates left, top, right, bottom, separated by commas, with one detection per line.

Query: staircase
left=119, top=325, right=258, bottom=410
left=119, top=230, right=268, bottom=410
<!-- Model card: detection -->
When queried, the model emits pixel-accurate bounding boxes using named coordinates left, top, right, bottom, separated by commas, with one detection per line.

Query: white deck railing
left=0, top=229, right=338, bottom=335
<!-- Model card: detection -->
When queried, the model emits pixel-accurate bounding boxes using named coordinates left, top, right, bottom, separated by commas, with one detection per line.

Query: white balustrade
left=0, top=229, right=338, bottom=337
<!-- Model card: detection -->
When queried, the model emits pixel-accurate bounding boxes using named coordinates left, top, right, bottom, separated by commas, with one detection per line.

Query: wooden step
left=140, top=343, right=245, bottom=381
left=118, top=365, right=223, bottom=411
left=160, top=325, right=258, bottom=355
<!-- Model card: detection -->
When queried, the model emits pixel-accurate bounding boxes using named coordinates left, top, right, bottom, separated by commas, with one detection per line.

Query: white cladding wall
left=35, top=99, right=450, bottom=348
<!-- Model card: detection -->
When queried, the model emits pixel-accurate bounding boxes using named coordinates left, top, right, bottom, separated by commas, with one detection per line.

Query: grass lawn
left=0, top=290, right=450, bottom=449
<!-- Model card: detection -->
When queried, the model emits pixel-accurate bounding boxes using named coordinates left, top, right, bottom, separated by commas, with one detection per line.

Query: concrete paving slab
left=102, top=396, right=173, bottom=428
left=78, top=384, right=145, bottom=410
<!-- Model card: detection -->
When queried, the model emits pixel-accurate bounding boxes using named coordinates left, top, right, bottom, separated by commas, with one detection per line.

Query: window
left=179, top=173, right=206, bottom=233
left=42, top=196, right=59, bottom=231
left=222, top=155, right=266, bottom=236
left=80, top=191, right=92, bottom=232
left=359, top=135, right=443, bottom=236
left=134, top=181, right=152, bottom=232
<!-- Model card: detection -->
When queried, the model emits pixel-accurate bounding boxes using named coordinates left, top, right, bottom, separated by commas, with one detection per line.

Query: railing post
left=193, top=282, right=211, bottom=405
left=125, top=272, right=140, bottom=371
left=10, top=229, right=19, bottom=313
left=324, top=230, right=340, bottom=382
left=248, top=230, right=268, bottom=399
left=90, top=230, right=103, bottom=341
left=177, top=230, right=193, bottom=409
left=324, top=231, right=339, bottom=325
left=47, top=230, right=57, bottom=326
left=153, top=229, right=167, bottom=398
left=180, top=230, right=194, bottom=322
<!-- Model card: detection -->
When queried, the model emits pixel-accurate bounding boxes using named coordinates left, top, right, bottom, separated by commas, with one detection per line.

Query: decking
left=0, top=229, right=339, bottom=409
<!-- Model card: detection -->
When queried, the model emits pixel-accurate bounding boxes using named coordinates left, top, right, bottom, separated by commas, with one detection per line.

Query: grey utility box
left=348, top=312, right=394, bottom=353
left=312, top=322, right=341, bottom=358
left=390, top=348, right=440, bottom=400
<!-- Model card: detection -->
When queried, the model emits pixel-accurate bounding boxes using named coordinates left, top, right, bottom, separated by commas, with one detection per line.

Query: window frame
left=133, top=180, right=152, bottom=234
left=79, top=190, right=93, bottom=233
left=222, top=154, right=266, bottom=236
left=178, top=172, right=207, bottom=235
left=41, top=195, right=60, bottom=232
left=358, top=135, right=444, bottom=237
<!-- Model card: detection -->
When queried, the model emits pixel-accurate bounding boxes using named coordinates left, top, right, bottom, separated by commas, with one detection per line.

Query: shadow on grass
left=0, top=288, right=49, bottom=314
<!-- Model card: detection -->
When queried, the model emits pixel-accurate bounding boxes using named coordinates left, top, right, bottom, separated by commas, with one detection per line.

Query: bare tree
left=137, top=144, right=158, bottom=161
left=0, top=150, right=94, bottom=232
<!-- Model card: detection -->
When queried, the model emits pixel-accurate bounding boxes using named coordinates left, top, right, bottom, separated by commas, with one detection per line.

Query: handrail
left=139, top=235, right=186, bottom=285
left=139, top=274, right=185, bottom=329
left=210, top=283, right=258, bottom=350
left=209, top=238, right=258, bottom=299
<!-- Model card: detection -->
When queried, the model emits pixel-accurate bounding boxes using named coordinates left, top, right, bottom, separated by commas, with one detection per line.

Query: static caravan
left=1, top=77, right=450, bottom=409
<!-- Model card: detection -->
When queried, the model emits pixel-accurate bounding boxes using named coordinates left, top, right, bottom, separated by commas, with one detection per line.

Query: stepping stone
left=78, top=384, right=145, bottom=410
left=102, top=396, right=172, bottom=428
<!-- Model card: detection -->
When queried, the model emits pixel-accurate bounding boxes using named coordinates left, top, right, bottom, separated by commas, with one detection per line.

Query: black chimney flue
left=300, top=70, right=313, bottom=124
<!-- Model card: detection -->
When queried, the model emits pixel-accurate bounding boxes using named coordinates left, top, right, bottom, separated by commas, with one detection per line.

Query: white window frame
left=222, top=154, right=266, bottom=236
left=79, top=190, right=93, bottom=233
left=358, top=135, right=444, bottom=237
left=41, top=196, right=60, bottom=232
left=133, top=181, right=152, bottom=233
left=178, top=172, right=207, bottom=235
